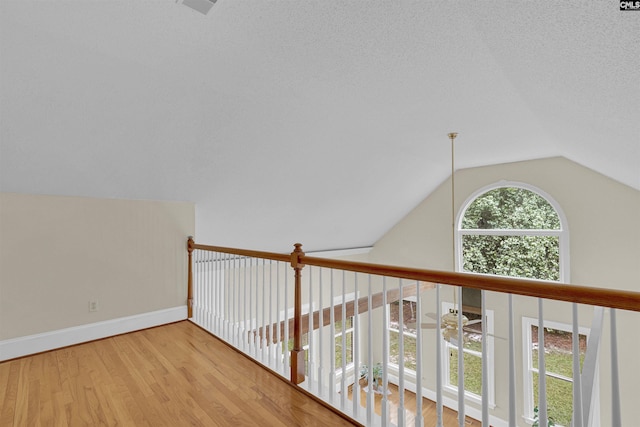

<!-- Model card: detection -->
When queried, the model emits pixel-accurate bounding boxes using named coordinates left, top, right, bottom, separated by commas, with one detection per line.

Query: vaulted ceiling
left=1, top=1, right=638, bottom=251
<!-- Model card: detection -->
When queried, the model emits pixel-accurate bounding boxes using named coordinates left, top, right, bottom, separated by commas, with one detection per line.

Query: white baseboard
left=0, top=306, right=187, bottom=361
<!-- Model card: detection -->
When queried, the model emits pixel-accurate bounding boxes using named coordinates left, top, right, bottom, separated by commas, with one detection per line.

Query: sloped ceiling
left=1, top=0, right=638, bottom=252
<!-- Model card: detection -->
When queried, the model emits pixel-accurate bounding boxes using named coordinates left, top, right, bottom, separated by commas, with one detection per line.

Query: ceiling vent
left=182, top=0, right=217, bottom=15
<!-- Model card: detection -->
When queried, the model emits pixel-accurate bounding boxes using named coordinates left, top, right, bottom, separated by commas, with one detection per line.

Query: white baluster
left=381, top=277, right=389, bottom=426
left=341, top=270, right=347, bottom=410
left=329, top=270, right=336, bottom=400
left=457, top=286, right=465, bottom=427
left=610, top=308, right=621, bottom=427
left=329, top=269, right=336, bottom=402
left=282, top=267, right=291, bottom=375
left=572, top=303, right=583, bottom=427
left=481, top=290, right=488, bottom=426
left=249, top=258, right=262, bottom=361
left=276, top=260, right=281, bottom=371
left=205, top=251, right=210, bottom=330
left=215, top=252, right=224, bottom=336
left=352, top=273, right=360, bottom=419
left=236, top=257, right=240, bottom=349
left=397, top=279, right=405, bottom=427
left=415, top=281, right=423, bottom=427
left=268, top=259, right=274, bottom=363
left=367, top=274, right=374, bottom=426
left=308, top=266, right=315, bottom=388
left=508, top=294, right=516, bottom=426
left=436, top=284, right=443, bottom=427
left=318, top=268, right=324, bottom=396
left=538, top=299, right=548, bottom=427
left=262, top=259, right=267, bottom=361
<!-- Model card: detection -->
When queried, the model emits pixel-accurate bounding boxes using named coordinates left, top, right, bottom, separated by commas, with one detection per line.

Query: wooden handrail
left=187, top=239, right=640, bottom=313
left=191, top=243, right=291, bottom=263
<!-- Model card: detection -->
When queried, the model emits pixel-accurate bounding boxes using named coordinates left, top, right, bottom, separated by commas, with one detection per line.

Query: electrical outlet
left=89, top=300, right=99, bottom=312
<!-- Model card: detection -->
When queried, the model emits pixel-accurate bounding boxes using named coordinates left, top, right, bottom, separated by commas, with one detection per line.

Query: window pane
left=530, top=325, right=587, bottom=427
left=532, top=372, right=572, bottom=426
left=335, top=331, right=353, bottom=367
left=389, top=330, right=417, bottom=371
left=334, top=317, right=353, bottom=333
left=462, top=235, right=560, bottom=281
left=531, top=326, right=587, bottom=377
left=461, top=187, right=560, bottom=230
left=389, top=300, right=418, bottom=334
left=449, top=347, right=482, bottom=395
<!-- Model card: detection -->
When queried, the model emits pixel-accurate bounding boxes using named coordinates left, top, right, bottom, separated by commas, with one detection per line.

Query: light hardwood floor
left=348, top=383, right=481, bottom=427
left=0, top=321, right=359, bottom=426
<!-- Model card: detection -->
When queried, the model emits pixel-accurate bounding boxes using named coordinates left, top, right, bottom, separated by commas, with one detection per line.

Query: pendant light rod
left=448, top=132, right=458, bottom=273
left=448, top=132, right=458, bottom=308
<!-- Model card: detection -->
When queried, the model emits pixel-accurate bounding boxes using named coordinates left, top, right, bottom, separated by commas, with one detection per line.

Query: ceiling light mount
left=182, top=0, right=217, bottom=15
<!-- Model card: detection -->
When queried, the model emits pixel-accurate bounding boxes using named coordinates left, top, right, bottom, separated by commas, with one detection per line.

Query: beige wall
left=0, top=192, right=195, bottom=340
left=366, top=157, right=640, bottom=425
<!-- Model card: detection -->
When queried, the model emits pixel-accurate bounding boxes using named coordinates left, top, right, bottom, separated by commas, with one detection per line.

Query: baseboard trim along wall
left=0, top=306, right=188, bottom=361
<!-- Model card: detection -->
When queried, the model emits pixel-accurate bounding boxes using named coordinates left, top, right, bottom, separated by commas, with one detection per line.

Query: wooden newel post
left=187, top=236, right=194, bottom=319
left=290, top=243, right=306, bottom=384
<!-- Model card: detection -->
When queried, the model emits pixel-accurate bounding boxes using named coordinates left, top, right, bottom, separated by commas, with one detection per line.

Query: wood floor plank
left=0, top=361, right=19, bottom=426
left=1, top=321, right=358, bottom=426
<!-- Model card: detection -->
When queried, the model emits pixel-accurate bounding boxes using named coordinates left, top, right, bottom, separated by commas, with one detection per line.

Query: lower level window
left=523, top=318, right=589, bottom=426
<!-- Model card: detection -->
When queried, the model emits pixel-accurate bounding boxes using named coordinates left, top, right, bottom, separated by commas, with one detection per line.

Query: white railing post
left=414, top=280, right=424, bottom=427
left=572, top=303, right=584, bottom=427
left=538, top=298, right=548, bottom=427
left=481, top=290, right=488, bottom=426
left=366, top=274, right=374, bottom=426
left=352, top=273, right=360, bottom=419
left=610, top=308, right=621, bottom=427
left=436, top=284, right=443, bottom=427
left=275, top=261, right=281, bottom=371
left=329, top=269, right=336, bottom=400
left=397, top=279, right=406, bottom=427
left=308, top=266, right=315, bottom=388
left=457, top=286, right=465, bottom=427
left=317, top=268, right=324, bottom=396
left=340, top=270, right=347, bottom=410
left=508, top=294, right=516, bottom=426
left=381, top=277, right=389, bottom=426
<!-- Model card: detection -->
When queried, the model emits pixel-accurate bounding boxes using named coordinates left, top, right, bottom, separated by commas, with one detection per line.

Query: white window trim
left=521, top=317, right=595, bottom=426
left=441, top=301, right=496, bottom=408
left=455, top=181, right=570, bottom=283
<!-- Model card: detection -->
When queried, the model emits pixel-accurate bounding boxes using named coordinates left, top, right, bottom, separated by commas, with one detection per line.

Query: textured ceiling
left=1, top=0, right=639, bottom=251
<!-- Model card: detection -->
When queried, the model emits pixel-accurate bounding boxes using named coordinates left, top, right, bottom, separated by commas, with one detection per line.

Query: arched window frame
left=455, top=181, right=570, bottom=283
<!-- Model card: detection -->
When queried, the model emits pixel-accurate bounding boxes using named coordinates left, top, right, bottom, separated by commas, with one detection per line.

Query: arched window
left=456, top=183, right=569, bottom=283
